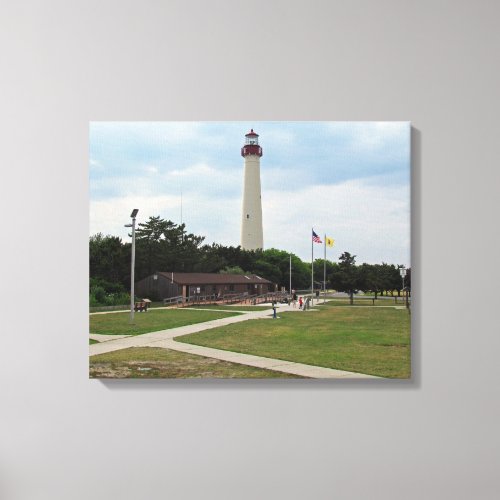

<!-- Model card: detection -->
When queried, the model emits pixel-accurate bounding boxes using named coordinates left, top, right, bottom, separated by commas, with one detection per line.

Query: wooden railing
left=162, top=295, right=184, bottom=306
left=162, top=290, right=290, bottom=308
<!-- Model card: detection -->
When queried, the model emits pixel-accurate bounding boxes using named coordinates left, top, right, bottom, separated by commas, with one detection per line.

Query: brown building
left=135, top=272, right=275, bottom=301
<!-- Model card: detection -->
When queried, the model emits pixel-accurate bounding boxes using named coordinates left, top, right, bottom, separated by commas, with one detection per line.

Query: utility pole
left=125, top=209, right=139, bottom=324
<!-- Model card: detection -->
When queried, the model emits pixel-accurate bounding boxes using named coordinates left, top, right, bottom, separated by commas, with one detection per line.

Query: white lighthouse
left=240, top=129, right=264, bottom=250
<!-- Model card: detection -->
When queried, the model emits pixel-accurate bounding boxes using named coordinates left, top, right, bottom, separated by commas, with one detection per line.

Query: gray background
left=1, top=1, right=499, bottom=499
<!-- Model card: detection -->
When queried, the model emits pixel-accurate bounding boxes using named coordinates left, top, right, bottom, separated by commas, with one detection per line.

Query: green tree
left=89, top=233, right=129, bottom=287
left=134, top=216, right=176, bottom=276
left=219, top=265, right=245, bottom=275
left=358, top=263, right=377, bottom=297
left=247, top=249, right=311, bottom=290
left=377, top=263, right=401, bottom=296
left=134, top=216, right=205, bottom=277
left=193, top=243, right=229, bottom=273
left=314, top=259, right=335, bottom=291
left=260, top=249, right=291, bottom=288
left=405, top=267, right=411, bottom=295
left=252, top=259, right=281, bottom=285
left=289, top=254, right=311, bottom=289
left=329, top=252, right=360, bottom=305
left=90, top=218, right=408, bottom=304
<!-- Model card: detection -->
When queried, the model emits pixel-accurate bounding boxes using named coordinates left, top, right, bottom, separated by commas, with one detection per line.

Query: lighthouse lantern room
left=241, top=129, right=263, bottom=157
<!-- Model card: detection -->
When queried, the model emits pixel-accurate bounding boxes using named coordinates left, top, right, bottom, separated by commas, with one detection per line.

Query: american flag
left=312, top=230, right=322, bottom=244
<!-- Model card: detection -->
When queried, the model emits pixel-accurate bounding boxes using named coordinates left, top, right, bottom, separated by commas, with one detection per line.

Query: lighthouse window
left=246, top=214, right=250, bottom=219
left=245, top=136, right=259, bottom=145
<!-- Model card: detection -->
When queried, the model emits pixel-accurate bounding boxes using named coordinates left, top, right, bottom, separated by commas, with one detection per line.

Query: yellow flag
left=326, top=236, right=335, bottom=248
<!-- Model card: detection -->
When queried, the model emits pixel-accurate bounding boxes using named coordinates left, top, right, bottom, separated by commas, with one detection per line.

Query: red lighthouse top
left=241, top=129, right=263, bottom=157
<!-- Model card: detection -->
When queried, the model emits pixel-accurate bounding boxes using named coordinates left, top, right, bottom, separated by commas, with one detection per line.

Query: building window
left=229, top=285, right=235, bottom=291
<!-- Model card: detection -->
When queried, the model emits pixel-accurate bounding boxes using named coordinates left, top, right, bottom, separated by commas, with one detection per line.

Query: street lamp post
left=399, top=266, right=406, bottom=306
left=125, top=209, right=139, bottom=324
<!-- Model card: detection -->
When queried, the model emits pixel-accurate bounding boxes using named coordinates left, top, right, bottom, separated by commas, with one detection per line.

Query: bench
left=134, top=301, right=149, bottom=312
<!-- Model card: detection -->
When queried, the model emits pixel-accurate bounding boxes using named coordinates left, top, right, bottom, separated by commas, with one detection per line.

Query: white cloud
left=169, top=163, right=215, bottom=178
left=355, top=122, right=409, bottom=150
left=90, top=191, right=244, bottom=252
left=143, top=165, right=159, bottom=174
left=91, top=161, right=242, bottom=200
left=90, top=195, right=182, bottom=240
left=264, top=128, right=296, bottom=145
left=262, top=179, right=410, bottom=266
left=90, top=177, right=410, bottom=267
left=90, top=123, right=410, bottom=266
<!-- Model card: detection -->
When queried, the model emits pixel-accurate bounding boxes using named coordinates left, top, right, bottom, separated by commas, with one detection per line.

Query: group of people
left=290, top=290, right=308, bottom=310
left=270, top=291, right=311, bottom=312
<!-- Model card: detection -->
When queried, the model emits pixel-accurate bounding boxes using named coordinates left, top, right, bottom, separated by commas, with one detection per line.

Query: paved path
left=89, top=306, right=286, bottom=356
left=144, top=339, right=377, bottom=378
left=90, top=333, right=131, bottom=342
left=89, top=303, right=379, bottom=379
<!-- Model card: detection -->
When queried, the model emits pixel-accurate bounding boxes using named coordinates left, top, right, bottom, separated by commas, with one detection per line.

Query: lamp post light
left=125, top=208, right=139, bottom=324
left=399, top=266, right=406, bottom=305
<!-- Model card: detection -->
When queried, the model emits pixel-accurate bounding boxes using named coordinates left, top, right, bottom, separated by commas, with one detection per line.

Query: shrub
left=90, top=285, right=106, bottom=304
left=89, top=278, right=130, bottom=306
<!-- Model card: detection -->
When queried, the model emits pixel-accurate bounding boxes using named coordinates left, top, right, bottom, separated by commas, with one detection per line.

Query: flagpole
left=289, top=253, right=292, bottom=295
left=311, top=227, right=314, bottom=306
left=324, top=233, right=326, bottom=304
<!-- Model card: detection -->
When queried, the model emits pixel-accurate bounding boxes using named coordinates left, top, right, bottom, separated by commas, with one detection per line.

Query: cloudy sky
left=89, top=122, right=410, bottom=266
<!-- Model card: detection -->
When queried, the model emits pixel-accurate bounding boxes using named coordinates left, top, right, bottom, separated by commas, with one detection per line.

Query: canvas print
left=89, top=122, right=411, bottom=379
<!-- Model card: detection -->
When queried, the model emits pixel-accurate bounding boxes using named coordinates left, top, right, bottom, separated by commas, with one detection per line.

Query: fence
left=162, top=290, right=290, bottom=308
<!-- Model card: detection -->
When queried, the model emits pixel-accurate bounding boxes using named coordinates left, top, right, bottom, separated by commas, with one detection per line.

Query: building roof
left=245, top=128, right=258, bottom=137
left=157, top=272, right=272, bottom=285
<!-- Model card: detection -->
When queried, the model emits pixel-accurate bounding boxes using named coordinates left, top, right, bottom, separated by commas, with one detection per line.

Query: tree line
left=90, top=216, right=410, bottom=304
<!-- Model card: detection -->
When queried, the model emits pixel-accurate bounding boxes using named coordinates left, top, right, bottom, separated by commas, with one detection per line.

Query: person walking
left=299, top=296, right=303, bottom=310
left=304, top=297, right=310, bottom=310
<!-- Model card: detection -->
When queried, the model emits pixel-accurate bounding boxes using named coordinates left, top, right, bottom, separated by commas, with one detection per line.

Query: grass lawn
left=185, top=304, right=271, bottom=311
left=176, top=307, right=411, bottom=378
left=89, top=339, right=98, bottom=345
left=320, top=298, right=409, bottom=307
left=89, top=347, right=300, bottom=379
left=89, top=309, right=241, bottom=336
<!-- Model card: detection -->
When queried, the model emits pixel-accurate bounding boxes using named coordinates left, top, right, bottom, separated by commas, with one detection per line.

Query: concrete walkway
left=90, top=306, right=284, bottom=355
left=90, top=333, right=131, bottom=342
left=89, top=303, right=379, bottom=379
left=145, top=338, right=377, bottom=378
